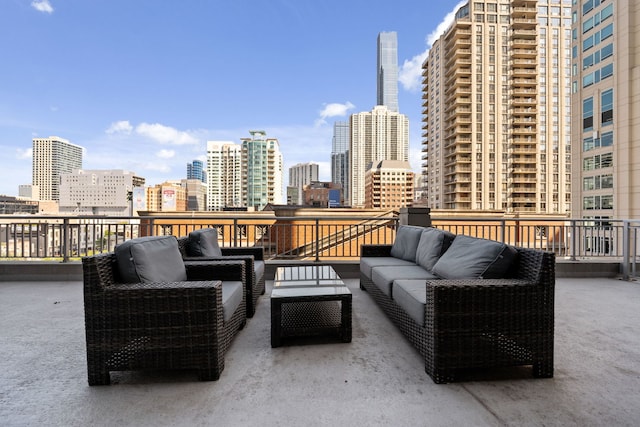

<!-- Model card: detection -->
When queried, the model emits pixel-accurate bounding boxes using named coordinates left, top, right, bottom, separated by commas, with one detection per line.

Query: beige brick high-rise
left=571, top=1, right=639, bottom=219
left=421, top=0, right=572, bottom=214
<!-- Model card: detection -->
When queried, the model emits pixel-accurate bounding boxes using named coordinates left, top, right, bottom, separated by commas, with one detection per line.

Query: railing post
left=62, top=218, right=70, bottom=263
left=500, top=219, right=506, bottom=244
left=233, top=218, right=238, bottom=247
left=570, top=219, right=577, bottom=261
left=622, top=220, right=630, bottom=280
left=315, top=218, right=320, bottom=262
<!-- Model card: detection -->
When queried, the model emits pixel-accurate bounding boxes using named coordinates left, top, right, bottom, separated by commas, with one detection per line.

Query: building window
left=601, top=89, right=613, bottom=125
left=583, top=97, right=594, bottom=131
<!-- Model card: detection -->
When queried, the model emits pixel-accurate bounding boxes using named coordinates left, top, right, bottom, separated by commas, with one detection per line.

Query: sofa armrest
left=361, top=244, right=393, bottom=257
left=425, top=278, right=553, bottom=326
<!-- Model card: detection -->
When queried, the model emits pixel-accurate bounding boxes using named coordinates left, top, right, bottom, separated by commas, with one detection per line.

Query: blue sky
left=0, top=0, right=465, bottom=197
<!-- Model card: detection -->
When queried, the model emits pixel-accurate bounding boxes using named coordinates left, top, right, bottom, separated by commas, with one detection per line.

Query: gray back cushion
left=390, top=225, right=425, bottom=262
left=188, top=228, right=222, bottom=257
left=431, top=235, right=518, bottom=279
left=115, top=236, right=187, bottom=283
left=415, top=228, right=456, bottom=271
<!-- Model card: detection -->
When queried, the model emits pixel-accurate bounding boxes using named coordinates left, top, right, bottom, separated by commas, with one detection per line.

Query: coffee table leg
left=341, top=295, right=352, bottom=343
left=271, top=299, right=282, bottom=348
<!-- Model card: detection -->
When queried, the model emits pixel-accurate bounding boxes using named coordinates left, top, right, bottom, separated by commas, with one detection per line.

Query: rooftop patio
left=1, top=273, right=639, bottom=426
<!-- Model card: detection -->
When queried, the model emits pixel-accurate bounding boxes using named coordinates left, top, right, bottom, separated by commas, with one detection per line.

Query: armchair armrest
left=221, top=246, right=264, bottom=261
left=361, top=244, right=393, bottom=257
left=184, top=260, right=246, bottom=282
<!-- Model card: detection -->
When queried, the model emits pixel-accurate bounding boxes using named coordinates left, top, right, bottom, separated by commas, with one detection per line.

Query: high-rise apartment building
left=331, top=121, right=350, bottom=205
left=364, top=160, right=414, bottom=210
left=206, top=141, right=242, bottom=211
left=571, top=1, right=638, bottom=219
left=377, top=31, right=399, bottom=113
left=241, top=131, right=284, bottom=210
left=32, top=136, right=83, bottom=201
left=421, top=1, right=572, bottom=214
left=289, top=162, right=319, bottom=205
left=58, top=169, right=144, bottom=216
left=187, top=160, right=206, bottom=183
left=350, top=106, right=409, bottom=208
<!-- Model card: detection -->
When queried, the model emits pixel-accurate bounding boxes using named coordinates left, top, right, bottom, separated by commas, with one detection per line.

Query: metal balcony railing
left=2, top=214, right=640, bottom=279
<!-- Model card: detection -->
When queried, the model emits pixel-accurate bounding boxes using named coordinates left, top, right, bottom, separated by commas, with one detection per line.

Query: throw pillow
left=390, top=225, right=425, bottom=262
left=414, top=227, right=456, bottom=271
left=431, top=235, right=518, bottom=279
left=115, top=236, right=187, bottom=283
left=188, top=228, right=222, bottom=257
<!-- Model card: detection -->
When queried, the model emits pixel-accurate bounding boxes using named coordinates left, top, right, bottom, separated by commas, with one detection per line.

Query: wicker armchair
left=177, top=234, right=265, bottom=318
left=82, top=253, right=247, bottom=385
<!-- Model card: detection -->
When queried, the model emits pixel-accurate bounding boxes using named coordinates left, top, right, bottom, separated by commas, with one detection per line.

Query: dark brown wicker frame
left=82, top=253, right=247, bottom=386
left=360, top=244, right=555, bottom=384
left=177, top=236, right=265, bottom=318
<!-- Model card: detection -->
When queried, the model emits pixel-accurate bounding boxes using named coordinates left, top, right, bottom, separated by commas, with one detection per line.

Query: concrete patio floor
left=1, top=277, right=640, bottom=426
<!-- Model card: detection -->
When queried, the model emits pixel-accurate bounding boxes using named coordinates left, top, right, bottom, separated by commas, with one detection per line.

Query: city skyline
left=0, top=0, right=466, bottom=197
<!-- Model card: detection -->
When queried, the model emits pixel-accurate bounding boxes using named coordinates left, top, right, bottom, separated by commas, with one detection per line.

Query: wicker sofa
left=360, top=225, right=555, bottom=384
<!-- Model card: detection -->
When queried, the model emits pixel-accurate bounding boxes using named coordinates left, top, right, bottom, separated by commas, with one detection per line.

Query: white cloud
left=16, top=148, right=33, bottom=160
left=105, top=120, right=133, bottom=135
left=399, top=1, right=467, bottom=92
left=315, top=102, right=355, bottom=126
left=136, top=122, right=199, bottom=145
left=31, top=0, right=53, bottom=13
left=156, top=149, right=175, bottom=159
left=139, top=162, right=171, bottom=173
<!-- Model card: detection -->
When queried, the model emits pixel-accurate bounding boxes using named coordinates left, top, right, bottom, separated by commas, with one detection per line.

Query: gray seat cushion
left=188, top=228, right=222, bottom=257
left=254, top=260, right=265, bottom=282
left=431, top=235, right=518, bottom=279
left=390, top=225, right=425, bottom=262
left=415, top=227, right=456, bottom=271
left=115, top=236, right=187, bottom=283
left=221, top=281, right=244, bottom=322
left=393, top=279, right=428, bottom=327
left=360, top=256, right=416, bottom=278
left=371, top=265, right=438, bottom=298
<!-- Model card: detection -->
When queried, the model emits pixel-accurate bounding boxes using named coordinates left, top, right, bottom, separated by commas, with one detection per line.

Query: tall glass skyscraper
left=187, top=160, right=206, bottom=183
left=377, top=31, right=399, bottom=113
left=331, top=121, right=349, bottom=204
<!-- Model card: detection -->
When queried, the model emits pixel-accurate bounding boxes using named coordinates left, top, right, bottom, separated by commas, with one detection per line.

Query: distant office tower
left=187, top=160, right=206, bottom=183
left=32, top=136, right=83, bottom=201
left=331, top=121, right=350, bottom=205
left=364, top=160, right=414, bottom=210
left=421, top=1, right=572, bottom=213
left=572, top=1, right=638, bottom=220
left=241, top=131, right=284, bottom=210
left=289, top=162, right=319, bottom=205
left=181, top=178, right=207, bottom=211
left=58, top=169, right=145, bottom=216
left=350, top=106, right=409, bottom=208
left=146, top=182, right=187, bottom=212
left=377, top=31, right=399, bottom=113
left=206, top=141, right=242, bottom=211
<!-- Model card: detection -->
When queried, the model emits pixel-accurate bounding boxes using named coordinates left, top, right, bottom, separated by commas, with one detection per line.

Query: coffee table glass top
left=274, top=265, right=343, bottom=287
left=272, top=265, right=350, bottom=298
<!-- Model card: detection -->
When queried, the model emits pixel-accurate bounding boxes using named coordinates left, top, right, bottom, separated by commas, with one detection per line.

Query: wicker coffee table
left=270, top=265, right=352, bottom=348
